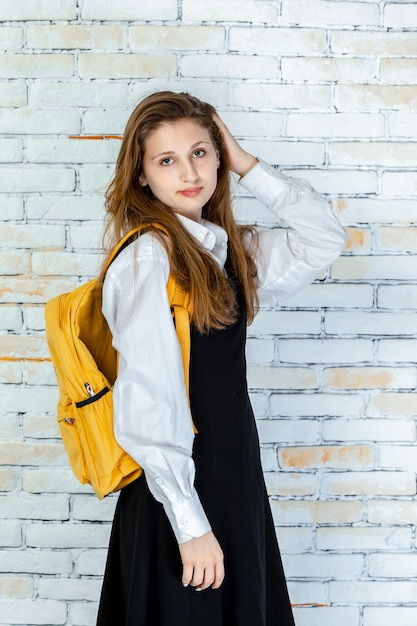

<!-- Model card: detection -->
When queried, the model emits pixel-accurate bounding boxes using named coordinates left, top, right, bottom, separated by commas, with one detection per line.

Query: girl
left=96, top=91, right=346, bottom=626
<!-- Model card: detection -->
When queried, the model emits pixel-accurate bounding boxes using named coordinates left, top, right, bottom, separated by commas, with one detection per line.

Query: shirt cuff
left=239, top=159, right=289, bottom=208
left=163, top=492, right=212, bottom=544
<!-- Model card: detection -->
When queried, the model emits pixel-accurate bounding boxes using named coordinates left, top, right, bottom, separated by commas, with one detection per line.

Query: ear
left=139, top=172, right=147, bottom=187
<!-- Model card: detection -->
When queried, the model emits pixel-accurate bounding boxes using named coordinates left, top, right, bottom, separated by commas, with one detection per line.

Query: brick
left=0, top=577, right=31, bottom=599
left=0, top=168, right=75, bottom=193
left=248, top=366, right=318, bottom=390
left=38, top=577, right=101, bottom=601
left=82, top=0, right=177, bottom=20
left=345, top=227, right=372, bottom=252
left=72, top=495, right=117, bottom=522
left=27, top=25, right=125, bottom=50
left=381, top=59, right=417, bottom=85
left=0, top=109, right=80, bottom=134
left=384, top=3, right=417, bottom=28
left=0, top=415, right=19, bottom=439
left=75, top=549, right=107, bottom=576
left=364, top=607, right=417, bottom=626
left=29, top=81, right=129, bottom=108
left=0, top=549, right=71, bottom=574
left=368, top=500, right=417, bottom=525
left=317, top=526, right=412, bottom=550
left=376, top=227, right=417, bottom=252
left=246, top=338, right=274, bottom=364
left=78, top=166, right=113, bottom=194
left=321, top=471, right=416, bottom=496
left=241, top=139, right=325, bottom=166
left=282, top=57, right=377, bottom=83
left=265, top=472, right=317, bottom=497
left=230, top=27, right=326, bottom=54
left=282, top=169, right=377, bottom=194
left=287, top=580, right=327, bottom=605
left=22, top=416, right=60, bottom=440
left=129, top=26, right=224, bottom=51
left=0, top=495, right=68, bottom=521
left=27, top=138, right=120, bottom=164
left=332, top=31, right=417, bottom=55
left=0, top=27, right=23, bottom=50
left=23, top=306, right=47, bottom=331
left=283, top=553, right=363, bottom=578
left=277, top=527, right=313, bottom=553
left=0, top=523, right=21, bottom=548
left=334, top=254, right=417, bottom=279
left=272, top=500, right=363, bottom=524
left=0, top=138, right=22, bottom=162
left=0, top=441, right=66, bottom=466
left=24, top=361, right=56, bottom=386
left=249, top=392, right=268, bottom=418
left=0, top=599, right=67, bottom=625
left=249, top=311, right=321, bottom=336
left=325, top=311, right=417, bottom=336
left=287, top=113, right=384, bottom=139
left=0, top=278, right=74, bottom=304
left=0, top=251, right=27, bottom=275
left=26, top=195, right=105, bottom=221
left=70, top=601, right=99, bottom=626
left=32, top=252, right=102, bottom=277
left=69, top=222, right=104, bottom=250
left=388, top=113, right=417, bottom=138
left=23, top=469, right=91, bottom=494
left=0, top=305, right=22, bottom=331
left=0, top=54, right=74, bottom=79
left=27, top=523, right=110, bottom=548
left=335, top=85, right=417, bottom=111
left=257, top=419, right=320, bottom=445
left=330, top=580, right=417, bottom=604
left=1, top=385, right=58, bottom=415
left=279, top=445, right=374, bottom=469
left=0, top=362, right=22, bottom=384
left=284, top=283, right=373, bottom=309
left=0, top=196, right=24, bottom=220
left=82, top=109, right=130, bottom=134
left=129, top=79, right=230, bottom=109
left=79, top=53, right=176, bottom=79
left=182, top=0, right=278, bottom=23
left=279, top=339, right=373, bottom=364
left=220, top=111, right=285, bottom=139
left=369, top=553, right=417, bottom=578
left=0, top=81, right=27, bottom=106
left=369, top=391, right=417, bottom=418
left=0, top=335, right=49, bottom=359
left=379, top=445, right=417, bottom=471
left=0, top=224, right=65, bottom=249
left=329, top=142, right=417, bottom=167
left=379, top=285, right=417, bottom=310
left=337, top=198, right=417, bottom=224
left=260, top=446, right=277, bottom=471
left=323, top=367, right=417, bottom=390
left=378, top=339, right=417, bottom=362
left=233, top=83, right=331, bottom=111
left=323, top=418, right=416, bottom=442
left=270, top=393, right=366, bottom=418
left=294, top=607, right=360, bottom=626
left=383, top=172, right=417, bottom=197
left=0, top=0, right=75, bottom=19
left=282, top=0, right=379, bottom=26
left=0, top=468, right=19, bottom=491
left=181, top=54, right=279, bottom=80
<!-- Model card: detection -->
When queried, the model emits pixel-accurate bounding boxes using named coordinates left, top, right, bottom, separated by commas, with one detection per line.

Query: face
left=139, top=118, right=220, bottom=222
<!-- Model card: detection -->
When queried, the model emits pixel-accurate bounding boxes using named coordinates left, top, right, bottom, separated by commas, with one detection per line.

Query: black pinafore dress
left=96, top=277, right=295, bottom=626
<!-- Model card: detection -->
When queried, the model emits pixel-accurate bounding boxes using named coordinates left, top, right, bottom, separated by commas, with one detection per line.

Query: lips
left=179, top=187, right=202, bottom=197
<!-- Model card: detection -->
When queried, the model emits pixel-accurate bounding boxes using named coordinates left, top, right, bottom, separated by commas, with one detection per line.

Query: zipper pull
left=84, top=382, right=95, bottom=397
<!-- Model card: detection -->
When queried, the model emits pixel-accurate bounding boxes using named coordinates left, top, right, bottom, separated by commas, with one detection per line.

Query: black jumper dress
left=96, top=276, right=295, bottom=626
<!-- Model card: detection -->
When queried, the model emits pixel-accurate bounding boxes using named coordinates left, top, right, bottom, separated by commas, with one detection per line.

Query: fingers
left=212, top=561, right=225, bottom=590
left=182, top=562, right=193, bottom=587
left=179, top=531, right=225, bottom=591
left=213, top=112, right=258, bottom=178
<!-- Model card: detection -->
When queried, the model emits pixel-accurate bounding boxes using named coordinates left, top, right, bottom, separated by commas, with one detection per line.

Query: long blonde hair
left=103, top=91, right=258, bottom=332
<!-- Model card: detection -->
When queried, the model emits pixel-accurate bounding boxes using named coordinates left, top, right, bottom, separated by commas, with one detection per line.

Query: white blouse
left=102, top=160, right=347, bottom=544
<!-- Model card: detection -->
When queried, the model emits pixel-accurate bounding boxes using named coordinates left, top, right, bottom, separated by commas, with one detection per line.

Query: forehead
left=144, top=118, right=212, bottom=152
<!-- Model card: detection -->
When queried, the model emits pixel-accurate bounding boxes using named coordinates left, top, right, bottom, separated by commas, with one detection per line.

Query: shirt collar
left=176, top=213, right=228, bottom=270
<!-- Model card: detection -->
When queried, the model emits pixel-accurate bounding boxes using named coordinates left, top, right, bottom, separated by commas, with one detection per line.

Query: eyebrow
left=150, top=141, right=211, bottom=160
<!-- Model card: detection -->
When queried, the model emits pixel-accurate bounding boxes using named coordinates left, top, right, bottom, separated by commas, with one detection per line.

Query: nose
left=179, top=159, right=198, bottom=183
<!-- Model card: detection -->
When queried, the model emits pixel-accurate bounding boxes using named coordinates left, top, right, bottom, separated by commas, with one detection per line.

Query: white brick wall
left=0, top=1, right=416, bottom=624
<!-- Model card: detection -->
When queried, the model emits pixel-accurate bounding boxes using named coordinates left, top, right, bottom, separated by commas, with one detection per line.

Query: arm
left=102, top=234, right=224, bottom=589
left=214, top=114, right=347, bottom=306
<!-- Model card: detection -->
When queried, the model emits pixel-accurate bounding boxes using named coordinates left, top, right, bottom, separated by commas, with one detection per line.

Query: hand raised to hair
left=213, top=113, right=258, bottom=179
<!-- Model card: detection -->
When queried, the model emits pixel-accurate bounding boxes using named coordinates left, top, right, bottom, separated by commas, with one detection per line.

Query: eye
left=193, top=149, right=206, bottom=158
left=160, top=157, right=174, bottom=166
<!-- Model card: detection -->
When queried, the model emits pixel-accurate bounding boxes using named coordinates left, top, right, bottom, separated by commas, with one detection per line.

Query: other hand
left=179, top=530, right=225, bottom=591
left=213, top=113, right=258, bottom=178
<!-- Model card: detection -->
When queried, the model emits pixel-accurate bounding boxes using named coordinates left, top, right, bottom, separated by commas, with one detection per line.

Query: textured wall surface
left=1, top=1, right=417, bottom=625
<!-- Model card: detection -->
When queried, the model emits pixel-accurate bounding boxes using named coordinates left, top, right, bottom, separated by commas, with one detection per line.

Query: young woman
left=96, top=91, right=346, bottom=626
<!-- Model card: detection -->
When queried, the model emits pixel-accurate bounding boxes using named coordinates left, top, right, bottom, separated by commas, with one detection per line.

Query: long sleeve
left=239, top=160, right=347, bottom=306
left=102, top=234, right=211, bottom=544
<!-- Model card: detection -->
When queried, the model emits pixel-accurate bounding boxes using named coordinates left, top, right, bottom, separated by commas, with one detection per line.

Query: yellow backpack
left=45, top=225, right=191, bottom=499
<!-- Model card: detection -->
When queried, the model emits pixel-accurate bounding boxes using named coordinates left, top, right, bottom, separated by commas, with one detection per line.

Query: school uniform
left=97, top=160, right=346, bottom=625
